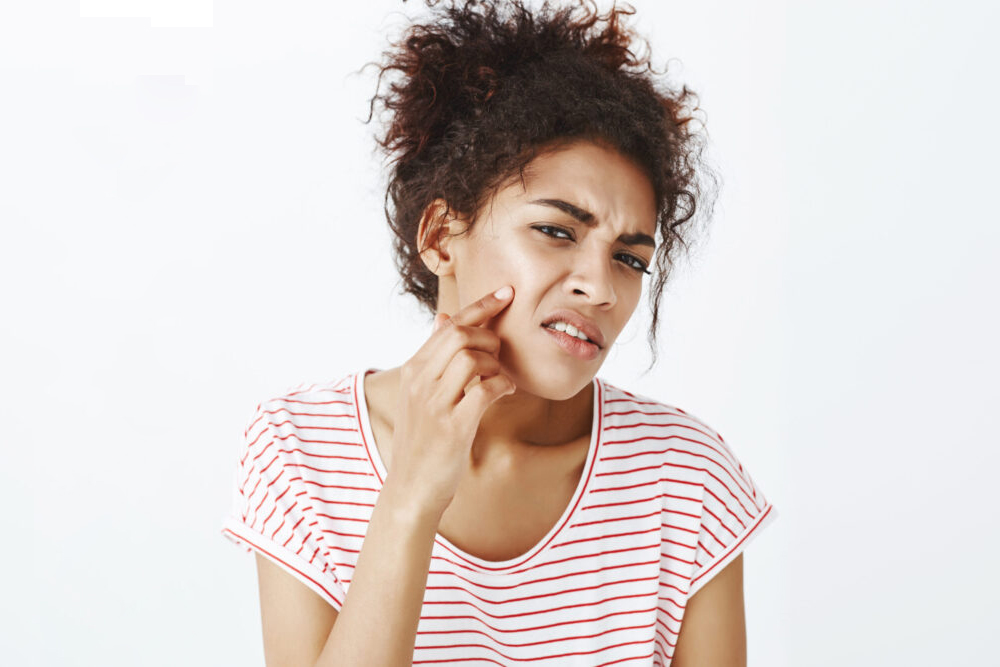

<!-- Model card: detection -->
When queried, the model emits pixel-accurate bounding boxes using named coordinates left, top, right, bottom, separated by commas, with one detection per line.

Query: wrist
left=378, top=478, right=448, bottom=531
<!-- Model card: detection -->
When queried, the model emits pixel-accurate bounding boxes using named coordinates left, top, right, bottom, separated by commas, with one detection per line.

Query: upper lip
left=540, top=309, right=606, bottom=349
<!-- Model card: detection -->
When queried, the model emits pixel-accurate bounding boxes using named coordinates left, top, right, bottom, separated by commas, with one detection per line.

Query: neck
left=372, top=366, right=594, bottom=472
left=471, top=378, right=594, bottom=468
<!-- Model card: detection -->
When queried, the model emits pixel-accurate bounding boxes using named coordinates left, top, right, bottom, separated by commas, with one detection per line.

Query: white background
left=3, top=0, right=998, bottom=665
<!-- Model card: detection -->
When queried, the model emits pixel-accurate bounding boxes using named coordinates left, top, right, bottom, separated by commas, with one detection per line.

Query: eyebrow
left=528, top=198, right=656, bottom=249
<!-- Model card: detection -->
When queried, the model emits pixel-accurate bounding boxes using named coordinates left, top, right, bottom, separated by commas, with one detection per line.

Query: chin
left=499, top=332, right=601, bottom=401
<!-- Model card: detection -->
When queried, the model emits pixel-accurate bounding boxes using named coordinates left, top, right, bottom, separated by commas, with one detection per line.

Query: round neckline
left=353, top=367, right=604, bottom=573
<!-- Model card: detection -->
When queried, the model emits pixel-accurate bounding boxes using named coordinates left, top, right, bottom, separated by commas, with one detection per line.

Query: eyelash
left=531, top=224, right=652, bottom=275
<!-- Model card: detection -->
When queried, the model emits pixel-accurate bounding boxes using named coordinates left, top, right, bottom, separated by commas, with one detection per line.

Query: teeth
left=547, top=321, right=592, bottom=343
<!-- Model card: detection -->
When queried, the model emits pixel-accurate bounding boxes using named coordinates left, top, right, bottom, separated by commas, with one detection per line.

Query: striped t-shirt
left=221, top=368, right=776, bottom=666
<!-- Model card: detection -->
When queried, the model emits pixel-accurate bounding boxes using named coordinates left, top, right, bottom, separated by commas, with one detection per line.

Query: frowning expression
left=429, top=138, right=658, bottom=400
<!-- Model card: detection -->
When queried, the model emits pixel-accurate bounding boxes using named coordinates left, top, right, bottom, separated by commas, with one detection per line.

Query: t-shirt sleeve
left=221, top=399, right=347, bottom=610
left=687, top=431, right=777, bottom=599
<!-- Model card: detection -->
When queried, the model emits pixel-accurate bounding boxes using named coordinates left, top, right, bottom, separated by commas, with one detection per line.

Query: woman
left=222, top=1, right=776, bottom=665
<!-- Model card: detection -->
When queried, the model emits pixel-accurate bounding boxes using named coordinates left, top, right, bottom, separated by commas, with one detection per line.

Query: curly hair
left=361, top=0, right=718, bottom=373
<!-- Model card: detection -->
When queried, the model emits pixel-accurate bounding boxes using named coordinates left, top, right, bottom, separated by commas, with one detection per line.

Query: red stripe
left=427, top=559, right=662, bottom=594
left=413, top=636, right=655, bottom=663
left=421, top=591, right=657, bottom=619
left=657, top=608, right=682, bottom=626
left=418, top=606, right=657, bottom=636
left=660, top=566, right=687, bottom=579
left=292, top=462, right=374, bottom=476
left=701, top=519, right=727, bottom=547
left=427, top=573, right=657, bottom=607
left=427, top=541, right=659, bottom=578
left=277, top=447, right=366, bottom=460
left=554, top=526, right=664, bottom=550
left=570, top=509, right=661, bottom=528
left=582, top=494, right=692, bottom=510
left=267, top=429, right=363, bottom=445
left=702, top=487, right=748, bottom=533
left=417, top=620, right=655, bottom=650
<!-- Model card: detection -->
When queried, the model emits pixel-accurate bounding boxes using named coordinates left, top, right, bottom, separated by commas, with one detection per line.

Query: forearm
left=314, top=480, right=441, bottom=667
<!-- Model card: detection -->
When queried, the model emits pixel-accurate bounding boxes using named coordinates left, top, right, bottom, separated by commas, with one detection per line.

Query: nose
left=564, top=244, right=618, bottom=309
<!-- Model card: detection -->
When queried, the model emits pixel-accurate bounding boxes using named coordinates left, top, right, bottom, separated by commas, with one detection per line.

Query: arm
left=670, top=554, right=747, bottom=667
left=255, top=553, right=339, bottom=666
left=254, top=481, right=441, bottom=667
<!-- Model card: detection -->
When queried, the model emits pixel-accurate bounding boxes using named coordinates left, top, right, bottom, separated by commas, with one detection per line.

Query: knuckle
left=446, top=325, right=467, bottom=344
left=406, top=381, right=422, bottom=400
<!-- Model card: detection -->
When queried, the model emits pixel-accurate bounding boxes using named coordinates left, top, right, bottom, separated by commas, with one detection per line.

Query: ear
left=416, top=198, right=469, bottom=278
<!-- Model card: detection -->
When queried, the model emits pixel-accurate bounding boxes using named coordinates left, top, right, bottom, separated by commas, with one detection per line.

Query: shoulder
left=596, top=378, right=769, bottom=515
left=248, top=372, right=359, bottom=436
left=598, top=379, right=742, bottom=472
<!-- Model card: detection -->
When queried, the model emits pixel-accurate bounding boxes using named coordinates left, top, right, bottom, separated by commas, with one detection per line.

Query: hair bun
left=360, top=0, right=717, bottom=373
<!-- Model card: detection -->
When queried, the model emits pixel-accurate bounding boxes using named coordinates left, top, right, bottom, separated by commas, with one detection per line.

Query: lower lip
left=540, top=325, right=601, bottom=361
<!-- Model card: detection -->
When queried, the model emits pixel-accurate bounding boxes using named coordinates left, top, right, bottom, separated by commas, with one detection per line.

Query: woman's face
left=431, top=138, right=658, bottom=400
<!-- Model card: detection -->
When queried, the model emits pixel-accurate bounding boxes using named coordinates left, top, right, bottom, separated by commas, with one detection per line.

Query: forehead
left=500, top=139, right=658, bottom=234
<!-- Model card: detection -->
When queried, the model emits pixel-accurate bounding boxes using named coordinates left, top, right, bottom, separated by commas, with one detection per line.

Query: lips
left=539, top=309, right=606, bottom=349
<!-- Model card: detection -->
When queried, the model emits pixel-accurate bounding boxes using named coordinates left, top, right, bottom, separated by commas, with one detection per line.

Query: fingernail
left=493, top=285, right=513, bottom=300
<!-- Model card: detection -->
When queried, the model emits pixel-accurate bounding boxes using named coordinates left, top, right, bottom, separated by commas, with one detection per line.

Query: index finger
left=446, top=285, right=514, bottom=328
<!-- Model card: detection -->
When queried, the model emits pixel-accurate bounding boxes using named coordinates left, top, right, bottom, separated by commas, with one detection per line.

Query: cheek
left=505, top=243, right=561, bottom=290
left=611, top=293, right=643, bottom=335
left=476, top=239, right=549, bottom=290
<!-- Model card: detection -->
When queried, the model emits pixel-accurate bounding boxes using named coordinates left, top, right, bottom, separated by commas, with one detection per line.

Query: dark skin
left=253, top=140, right=749, bottom=666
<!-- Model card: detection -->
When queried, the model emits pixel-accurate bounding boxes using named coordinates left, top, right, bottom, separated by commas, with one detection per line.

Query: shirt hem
left=221, top=518, right=346, bottom=611
left=687, top=503, right=777, bottom=599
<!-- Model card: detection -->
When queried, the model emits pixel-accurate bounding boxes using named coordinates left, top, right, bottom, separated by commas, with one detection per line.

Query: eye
left=617, top=253, right=652, bottom=274
left=533, top=224, right=573, bottom=241
left=531, top=224, right=652, bottom=275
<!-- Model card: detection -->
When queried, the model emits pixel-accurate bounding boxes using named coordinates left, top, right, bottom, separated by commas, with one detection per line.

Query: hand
left=383, top=285, right=516, bottom=519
